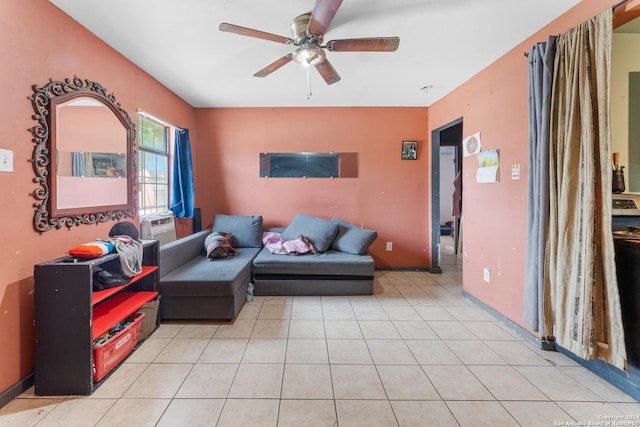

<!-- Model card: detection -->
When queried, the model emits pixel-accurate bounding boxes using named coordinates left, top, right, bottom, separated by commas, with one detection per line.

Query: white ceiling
left=50, top=0, right=581, bottom=108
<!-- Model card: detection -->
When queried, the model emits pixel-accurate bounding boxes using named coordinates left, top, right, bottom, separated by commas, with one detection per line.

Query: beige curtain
left=545, top=8, right=626, bottom=370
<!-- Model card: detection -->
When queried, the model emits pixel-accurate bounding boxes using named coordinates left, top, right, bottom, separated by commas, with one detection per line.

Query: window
left=138, top=115, right=170, bottom=216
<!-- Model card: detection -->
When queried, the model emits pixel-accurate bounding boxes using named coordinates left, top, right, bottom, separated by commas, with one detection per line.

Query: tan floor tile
left=288, top=319, right=326, bottom=338
left=156, top=399, right=224, bottom=427
left=422, top=365, right=493, bottom=400
left=322, top=305, right=357, bottom=320
left=235, top=302, right=262, bottom=320
left=353, top=305, right=390, bottom=320
left=464, top=321, right=519, bottom=341
left=124, top=337, right=171, bottom=363
left=377, top=365, right=439, bottom=399
left=251, top=319, right=290, bottom=338
left=331, top=365, right=387, bottom=399
left=406, top=339, right=461, bottom=365
left=501, top=401, right=575, bottom=427
left=327, top=339, right=373, bottom=364
left=324, top=320, right=363, bottom=339
left=285, top=338, right=328, bottom=364
left=381, top=305, right=421, bottom=320
left=277, top=400, right=337, bottom=427
left=335, top=400, right=398, bottom=427
left=483, top=340, right=553, bottom=366
left=446, top=400, right=519, bottom=426
left=258, top=303, right=292, bottom=320
left=560, top=366, right=638, bottom=402
left=198, top=338, right=248, bottom=363
left=151, top=323, right=184, bottom=338
left=290, top=304, right=323, bottom=320
left=392, top=320, right=438, bottom=339
left=0, top=397, right=62, bottom=426
left=90, top=363, right=148, bottom=399
left=515, top=366, right=602, bottom=401
left=175, top=363, right=238, bottom=398
left=367, top=339, right=417, bottom=365
left=427, top=320, right=476, bottom=340
left=154, top=338, right=209, bottom=363
left=359, top=320, right=401, bottom=339
left=263, top=296, right=292, bottom=305
left=444, top=340, right=507, bottom=365
left=292, top=296, right=322, bottom=306
left=349, top=295, right=382, bottom=306
left=469, top=365, right=548, bottom=401
left=242, top=338, right=287, bottom=363
left=281, top=364, right=334, bottom=399
left=175, top=323, right=220, bottom=338
left=228, top=364, right=283, bottom=398
left=321, top=295, right=352, bottom=305
left=95, top=398, right=170, bottom=427
left=376, top=294, right=410, bottom=306
left=217, top=399, right=279, bottom=427
left=445, top=306, right=495, bottom=321
left=123, top=363, right=192, bottom=399
left=213, top=319, right=256, bottom=339
left=557, top=401, right=626, bottom=423
left=390, top=400, right=459, bottom=426
left=413, top=306, right=456, bottom=321
left=30, top=398, right=115, bottom=427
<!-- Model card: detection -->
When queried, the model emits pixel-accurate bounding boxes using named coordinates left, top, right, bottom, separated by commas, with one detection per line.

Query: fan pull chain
left=306, top=66, right=312, bottom=100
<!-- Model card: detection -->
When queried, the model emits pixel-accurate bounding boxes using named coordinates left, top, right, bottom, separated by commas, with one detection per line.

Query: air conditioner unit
left=140, top=212, right=177, bottom=246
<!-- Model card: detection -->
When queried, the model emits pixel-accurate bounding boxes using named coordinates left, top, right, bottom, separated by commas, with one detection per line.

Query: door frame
left=430, top=117, right=463, bottom=273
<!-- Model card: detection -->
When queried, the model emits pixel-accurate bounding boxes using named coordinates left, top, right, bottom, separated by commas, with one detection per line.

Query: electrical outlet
left=483, top=268, right=491, bottom=283
left=386, top=242, right=393, bottom=251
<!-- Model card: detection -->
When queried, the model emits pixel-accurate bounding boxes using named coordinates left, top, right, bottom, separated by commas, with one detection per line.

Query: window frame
left=138, top=114, right=172, bottom=218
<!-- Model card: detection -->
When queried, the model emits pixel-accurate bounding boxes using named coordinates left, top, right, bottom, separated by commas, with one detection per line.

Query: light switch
left=511, top=164, right=520, bottom=180
left=0, top=149, right=13, bottom=172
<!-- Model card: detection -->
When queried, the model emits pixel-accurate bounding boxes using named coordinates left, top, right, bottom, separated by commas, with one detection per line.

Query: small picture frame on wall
left=401, top=141, right=418, bottom=160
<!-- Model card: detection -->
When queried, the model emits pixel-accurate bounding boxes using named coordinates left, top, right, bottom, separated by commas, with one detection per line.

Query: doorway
left=430, top=118, right=463, bottom=273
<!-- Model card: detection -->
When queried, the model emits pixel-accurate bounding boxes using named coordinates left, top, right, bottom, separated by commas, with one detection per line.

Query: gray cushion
left=252, top=247, right=374, bottom=276
left=213, top=214, right=263, bottom=248
left=330, top=218, right=378, bottom=255
left=281, top=213, right=338, bottom=253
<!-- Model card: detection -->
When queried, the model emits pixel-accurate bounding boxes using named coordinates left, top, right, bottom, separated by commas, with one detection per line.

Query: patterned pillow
left=204, top=232, right=237, bottom=259
left=67, top=240, right=115, bottom=259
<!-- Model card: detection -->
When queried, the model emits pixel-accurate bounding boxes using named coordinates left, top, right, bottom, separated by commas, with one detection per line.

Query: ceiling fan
left=219, top=0, right=400, bottom=85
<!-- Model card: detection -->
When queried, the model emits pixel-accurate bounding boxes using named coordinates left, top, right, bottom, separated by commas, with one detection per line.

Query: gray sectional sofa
left=158, top=213, right=377, bottom=321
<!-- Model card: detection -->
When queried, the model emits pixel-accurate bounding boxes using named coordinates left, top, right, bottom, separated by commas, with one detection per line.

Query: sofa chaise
left=157, top=213, right=377, bottom=320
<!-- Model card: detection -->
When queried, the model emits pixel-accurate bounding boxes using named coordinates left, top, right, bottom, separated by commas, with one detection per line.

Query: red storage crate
left=93, top=312, right=144, bottom=382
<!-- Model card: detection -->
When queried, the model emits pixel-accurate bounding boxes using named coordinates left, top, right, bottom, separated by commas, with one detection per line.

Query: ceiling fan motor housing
left=291, top=12, right=319, bottom=44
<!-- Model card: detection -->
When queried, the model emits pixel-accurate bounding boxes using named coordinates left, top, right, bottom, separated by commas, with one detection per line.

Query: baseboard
left=0, top=374, right=34, bottom=409
left=375, top=266, right=435, bottom=273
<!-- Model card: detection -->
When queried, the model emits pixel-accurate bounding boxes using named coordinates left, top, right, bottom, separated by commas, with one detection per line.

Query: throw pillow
left=212, top=214, right=263, bottom=248
left=204, top=232, right=237, bottom=259
left=330, top=218, right=378, bottom=255
left=67, top=240, right=115, bottom=259
left=281, top=213, right=338, bottom=253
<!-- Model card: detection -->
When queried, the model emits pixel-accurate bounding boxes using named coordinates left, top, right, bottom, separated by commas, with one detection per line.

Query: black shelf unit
left=34, top=240, right=159, bottom=396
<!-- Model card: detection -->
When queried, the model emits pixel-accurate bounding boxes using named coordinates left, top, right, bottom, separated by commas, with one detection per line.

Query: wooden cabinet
left=34, top=240, right=159, bottom=396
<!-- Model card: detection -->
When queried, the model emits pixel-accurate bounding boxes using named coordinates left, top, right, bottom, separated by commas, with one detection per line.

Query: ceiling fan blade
left=326, top=37, right=400, bottom=52
left=315, top=59, right=341, bottom=85
left=219, top=23, right=293, bottom=45
left=254, top=54, right=294, bottom=78
left=307, top=0, right=344, bottom=37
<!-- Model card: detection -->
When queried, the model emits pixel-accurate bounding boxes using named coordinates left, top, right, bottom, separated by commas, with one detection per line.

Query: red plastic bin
left=93, top=312, right=145, bottom=382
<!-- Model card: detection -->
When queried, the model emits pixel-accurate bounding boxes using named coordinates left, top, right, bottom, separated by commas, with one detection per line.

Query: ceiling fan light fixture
left=292, top=44, right=325, bottom=66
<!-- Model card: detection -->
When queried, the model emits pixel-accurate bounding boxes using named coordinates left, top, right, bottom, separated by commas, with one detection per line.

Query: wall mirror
left=29, top=77, right=137, bottom=232
left=260, top=152, right=358, bottom=178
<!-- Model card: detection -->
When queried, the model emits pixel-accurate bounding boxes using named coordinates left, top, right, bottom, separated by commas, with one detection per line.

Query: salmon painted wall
left=0, top=0, right=195, bottom=397
left=427, top=0, right=628, bottom=333
left=193, top=107, right=430, bottom=267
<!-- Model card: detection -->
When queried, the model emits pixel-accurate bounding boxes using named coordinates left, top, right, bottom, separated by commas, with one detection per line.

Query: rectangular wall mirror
left=260, top=152, right=358, bottom=178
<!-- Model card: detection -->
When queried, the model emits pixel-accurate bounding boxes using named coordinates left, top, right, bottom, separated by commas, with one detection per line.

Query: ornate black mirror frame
left=28, top=76, right=137, bottom=232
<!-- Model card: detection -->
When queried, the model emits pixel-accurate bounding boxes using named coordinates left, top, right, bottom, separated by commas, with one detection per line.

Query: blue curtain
left=523, top=36, right=557, bottom=334
left=170, top=128, right=195, bottom=218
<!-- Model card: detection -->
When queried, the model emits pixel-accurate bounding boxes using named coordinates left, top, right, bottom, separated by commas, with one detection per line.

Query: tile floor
left=1, top=237, right=638, bottom=426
